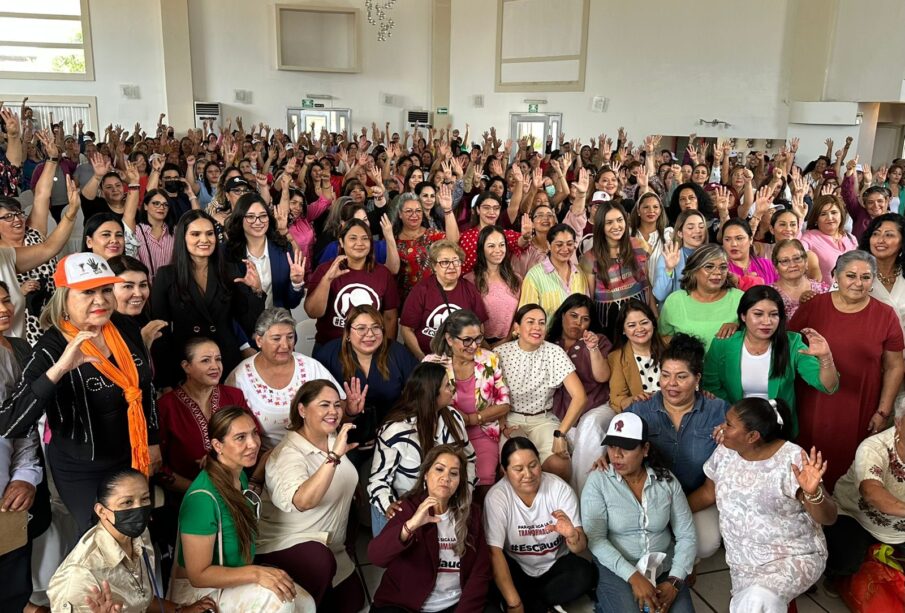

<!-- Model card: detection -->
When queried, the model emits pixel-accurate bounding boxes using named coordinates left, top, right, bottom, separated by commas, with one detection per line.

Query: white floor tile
left=691, top=589, right=717, bottom=612
left=792, top=595, right=826, bottom=612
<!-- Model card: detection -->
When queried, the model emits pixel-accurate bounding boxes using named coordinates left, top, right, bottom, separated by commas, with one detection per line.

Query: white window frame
left=0, top=0, right=95, bottom=81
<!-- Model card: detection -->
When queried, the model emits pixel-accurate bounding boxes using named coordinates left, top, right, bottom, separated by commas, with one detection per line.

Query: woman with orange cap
left=0, top=252, right=161, bottom=533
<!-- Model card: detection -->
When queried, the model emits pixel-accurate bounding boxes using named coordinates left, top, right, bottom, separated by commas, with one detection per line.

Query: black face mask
left=107, top=504, right=153, bottom=538
left=163, top=180, right=181, bottom=193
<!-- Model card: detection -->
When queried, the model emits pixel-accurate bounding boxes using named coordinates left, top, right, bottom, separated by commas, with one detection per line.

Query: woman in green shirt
left=702, top=286, right=839, bottom=437
left=658, top=244, right=743, bottom=351
left=170, top=406, right=315, bottom=612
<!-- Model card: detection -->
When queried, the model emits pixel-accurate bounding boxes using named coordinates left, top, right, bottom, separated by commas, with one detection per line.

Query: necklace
left=877, top=266, right=901, bottom=286
left=124, top=553, right=145, bottom=597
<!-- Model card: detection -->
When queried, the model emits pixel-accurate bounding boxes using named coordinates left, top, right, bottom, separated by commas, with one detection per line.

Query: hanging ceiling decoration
left=365, top=0, right=396, bottom=41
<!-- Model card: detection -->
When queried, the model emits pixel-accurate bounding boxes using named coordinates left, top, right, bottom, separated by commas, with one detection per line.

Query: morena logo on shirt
left=422, top=303, right=462, bottom=338
left=332, top=283, right=381, bottom=327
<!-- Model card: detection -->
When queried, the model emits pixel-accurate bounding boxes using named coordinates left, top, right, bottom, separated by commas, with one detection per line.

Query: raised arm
left=120, top=161, right=141, bottom=232
left=81, top=152, right=111, bottom=200
left=14, top=176, right=80, bottom=273
left=29, top=129, right=57, bottom=236
left=0, top=108, right=23, bottom=168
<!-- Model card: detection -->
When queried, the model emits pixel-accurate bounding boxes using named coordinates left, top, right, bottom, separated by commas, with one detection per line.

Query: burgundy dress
left=788, top=293, right=904, bottom=489
left=157, top=384, right=254, bottom=482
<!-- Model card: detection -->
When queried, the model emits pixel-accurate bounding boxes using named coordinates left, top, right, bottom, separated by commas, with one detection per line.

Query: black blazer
left=229, top=240, right=304, bottom=311
left=150, top=264, right=265, bottom=388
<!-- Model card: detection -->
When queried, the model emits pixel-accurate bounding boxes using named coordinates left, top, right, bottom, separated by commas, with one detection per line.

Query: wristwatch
left=553, top=429, right=563, bottom=438
left=668, top=576, right=685, bottom=591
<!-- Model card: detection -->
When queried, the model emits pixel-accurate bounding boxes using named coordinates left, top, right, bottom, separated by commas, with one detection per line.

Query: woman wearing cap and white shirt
left=0, top=252, right=160, bottom=533
left=582, top=412, right=697, bottom=613
left=483, top=437, right=597, bottom=613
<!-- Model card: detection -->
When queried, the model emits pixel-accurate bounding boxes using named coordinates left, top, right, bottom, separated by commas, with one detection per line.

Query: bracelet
left=875, top=409, right=890, bottom=419
left=506, top=602, right=522, bottom=610
left=325, top=451, right=341, bottom=466
left=477, top=412, right=483, bottom=425
left=401, top=522, right=414, bottom=537
left=803, top=487, right=825, bottom=505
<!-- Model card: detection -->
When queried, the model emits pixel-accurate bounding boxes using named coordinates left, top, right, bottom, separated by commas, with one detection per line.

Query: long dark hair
left=630, top=192, right=667, bottom=246
left=338, top=218, right=376, bottom=271
left=382, top=362, right=466, bottom=457
left=472, top=225, right=520, bottom=295
left=82, top=212, right=124, bottom=252
left=732, top=397, right=792, bottom=443
left=736, top=285, right=789, bottom=379
left=224, top=193, right=290, bottom=262
left=859, top=212, right=905, bottom=280
left=206, top=406, right=258, bottom=563
left=340, top=305, right=390, bottom=380
left=612, top=298, right=667, bottom=365
left=546, top=293, right=603, bottom=343
left=404, top=444, right=473, bottom=556
left=172, top=210, right=230, bottom=305
left=667, top=182, right=713, bottom=223
left=591, top=201, right=641, bottom=288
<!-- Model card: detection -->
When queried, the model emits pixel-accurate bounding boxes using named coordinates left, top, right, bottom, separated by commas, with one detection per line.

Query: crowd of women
left=0, top=103, right=904, bottom=613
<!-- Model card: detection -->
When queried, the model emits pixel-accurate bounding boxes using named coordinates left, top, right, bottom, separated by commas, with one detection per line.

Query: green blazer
left=702, top=330, right=838, bottom=437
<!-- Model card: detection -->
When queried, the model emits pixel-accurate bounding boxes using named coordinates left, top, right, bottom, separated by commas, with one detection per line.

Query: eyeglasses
left=532, top=213, right=556, bottom=220
left=350, top=324, right=383, bottom=337
left=230, top=188, right=252, bottom=195
left=244, top=214, right=269, bottom=224
left=479, top=205, right=501, bottom=213
left=148, top=200, right=169, bottom=209
left=435, top=259, right=462, bottom=269
left=0, top=211, right=26, bottom=222
left=776, top=255, right=805, bottom=267
left=455, top=334, right=484, bottom=347
left=401, top=208, right=422, bottom=217
left=701, top=264, right=729, bottom=273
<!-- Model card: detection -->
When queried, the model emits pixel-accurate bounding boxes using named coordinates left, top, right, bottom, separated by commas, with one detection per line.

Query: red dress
left=157, top=384, right=254, bottom=482
left=788, top=294, right=904, bottom=489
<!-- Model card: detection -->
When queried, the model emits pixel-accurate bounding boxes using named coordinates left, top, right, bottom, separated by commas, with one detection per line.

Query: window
left=275, top=4, right=360, bottom=73
left=0, top=0, right=94, bottom=80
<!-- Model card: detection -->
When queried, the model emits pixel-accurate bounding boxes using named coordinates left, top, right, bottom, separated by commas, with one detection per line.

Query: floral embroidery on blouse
left=174, top=385, right=222, bottom=452
left=244, top=355, right=307, bottom=412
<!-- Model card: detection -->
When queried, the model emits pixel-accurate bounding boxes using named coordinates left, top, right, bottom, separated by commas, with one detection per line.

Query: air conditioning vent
left=194, top=102, right=222, bottom=128
left=473, top=95, right=484, bottom=108
left=406, top=109, right=432, bottom=127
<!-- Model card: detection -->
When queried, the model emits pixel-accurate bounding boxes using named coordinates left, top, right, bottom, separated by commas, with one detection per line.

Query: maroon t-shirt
left=308, top=262, right=400, bottom=344
left=400, top=276, right=488, bottom=354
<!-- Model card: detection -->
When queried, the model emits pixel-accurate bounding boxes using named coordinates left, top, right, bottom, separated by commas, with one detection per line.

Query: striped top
left=519, top=256, right=591, bottom=321
left=581, top=237, right=650, bottom=304
left=367, top=410, right=477, bottom=514
left=133, top=223, right=174, bottom=283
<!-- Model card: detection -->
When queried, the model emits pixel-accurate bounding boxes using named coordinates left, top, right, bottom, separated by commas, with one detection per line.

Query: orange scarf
left=61, top=320, right=151, bottom=476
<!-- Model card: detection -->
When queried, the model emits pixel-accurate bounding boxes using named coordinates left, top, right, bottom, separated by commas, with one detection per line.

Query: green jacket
left=702, top=330, right=838, bottom=437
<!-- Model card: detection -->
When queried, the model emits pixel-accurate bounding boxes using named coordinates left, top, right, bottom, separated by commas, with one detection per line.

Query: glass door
left=509, top=112, right=563, bottom=160
left=286, top=108, right=352, bottom=140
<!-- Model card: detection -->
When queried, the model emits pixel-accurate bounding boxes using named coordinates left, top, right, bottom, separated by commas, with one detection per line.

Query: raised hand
left=343, top=377, right=368, bottom=415
left=753, top=185, right=773, bottom=219
left=797, top=328, right=832, bottom=360
left=663, top=240, right=681, bottom=272
left=140, top=320, right=167, bottom=350
left=581, top=330, right=599, bottom=350
left=331, top=422, right=358, bottom=457
left=545, top=509, right=578, bottom=539
left=438, top=182, right=453, bottom=212
left=35, top=129, right=58, bottom=158
left=408, top=496, right=442, bottom=531
left=791, top=446, right=827, bottom=497
left=326, top=255, right=350, bottom=282
left=234, top=259, right=263, bottom=293
left=90, top=151, right=111, bottom=176
left=520, top=213, right=534, bottom=238
left=576, top=167, right=590, bottom=194
left=84, top=580, right=123, bottom=613
left=286, top=250, right=305, bottom=285
left=123, top=160, right=140, bottom=185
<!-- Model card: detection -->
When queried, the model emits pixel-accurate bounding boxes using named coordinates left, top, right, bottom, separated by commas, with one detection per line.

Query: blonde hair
left=38, top=287, right=71, bottom=333
left=429, top=239, right=465, bottom=264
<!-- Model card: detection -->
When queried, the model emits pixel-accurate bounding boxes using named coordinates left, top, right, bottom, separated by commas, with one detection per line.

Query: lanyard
left=142, top=548, right=165, bottom=613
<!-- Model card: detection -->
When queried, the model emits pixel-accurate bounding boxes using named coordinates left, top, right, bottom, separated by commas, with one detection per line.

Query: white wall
left=187, top=0, right=432, bottom=131
left=449, top=0, right=792, bottom=143
left=0, top=0, right=167, bottom=131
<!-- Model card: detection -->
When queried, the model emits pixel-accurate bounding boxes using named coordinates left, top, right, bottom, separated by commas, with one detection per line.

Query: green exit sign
left=436, top=107, right=449, bottom=115
left=301, top=98, right=315, bottom=109
left=528, top=103, right=539, bottom=113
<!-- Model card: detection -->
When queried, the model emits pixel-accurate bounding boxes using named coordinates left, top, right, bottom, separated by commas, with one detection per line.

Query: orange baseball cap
left=53, top=253, right=124, bottom=291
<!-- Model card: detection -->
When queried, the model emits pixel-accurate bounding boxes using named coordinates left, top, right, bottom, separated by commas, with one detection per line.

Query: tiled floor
left=353, top=533, right=852, bottom=612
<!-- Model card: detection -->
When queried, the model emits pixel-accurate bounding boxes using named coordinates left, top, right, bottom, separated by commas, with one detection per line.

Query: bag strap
left=175, top=489, right=224, bottom=566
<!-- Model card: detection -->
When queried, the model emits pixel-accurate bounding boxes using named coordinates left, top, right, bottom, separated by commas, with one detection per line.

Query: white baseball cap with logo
left=53, top=253, right=124, bottom=291
left=602, top=412, right=648, bottom=450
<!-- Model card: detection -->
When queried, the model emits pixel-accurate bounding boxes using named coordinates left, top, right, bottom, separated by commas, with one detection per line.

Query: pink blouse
left=288, top=195, right=332, bottom=277
left=800, top=229, right=858, bottom=284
